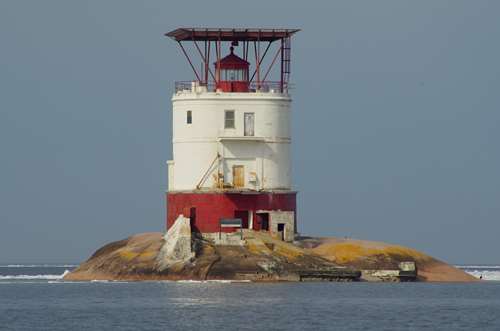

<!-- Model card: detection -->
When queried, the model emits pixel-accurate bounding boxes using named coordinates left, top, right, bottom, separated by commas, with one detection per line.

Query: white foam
left=465, top=270, right=500, bottom=281
left=46, top=280, right=130, bottom=284
left=456, top=265, right=500, bottom=269
left=207, top=279, right=251, bottom=283
left=0, top=281, right=45, bottom=284
left=177, top=279, right=251, bottom=284
left=0, top=270, right=70, bottom=280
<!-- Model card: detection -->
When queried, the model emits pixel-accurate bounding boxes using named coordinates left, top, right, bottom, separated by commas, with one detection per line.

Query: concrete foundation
left=202, top=232, right=245, bottom=246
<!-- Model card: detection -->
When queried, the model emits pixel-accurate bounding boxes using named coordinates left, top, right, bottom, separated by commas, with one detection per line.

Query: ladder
left=281, top=36, right=291, bottom=92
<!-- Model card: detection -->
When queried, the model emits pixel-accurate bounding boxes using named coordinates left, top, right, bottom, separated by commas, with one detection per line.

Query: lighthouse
left=165, top=28, right=300, bottom=242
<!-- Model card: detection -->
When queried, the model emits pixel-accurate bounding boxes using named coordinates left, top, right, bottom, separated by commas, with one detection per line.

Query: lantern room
left=165, top=28, right=300, bottom=93
left=216, top=44, right=249, bottom=92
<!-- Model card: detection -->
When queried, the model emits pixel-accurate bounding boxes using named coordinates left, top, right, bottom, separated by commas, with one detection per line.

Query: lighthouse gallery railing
left=174, top=81, right=290, bottom=93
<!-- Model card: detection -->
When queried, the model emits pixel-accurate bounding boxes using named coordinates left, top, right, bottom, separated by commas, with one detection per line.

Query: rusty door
left=232, top=165, right=244, bottom=188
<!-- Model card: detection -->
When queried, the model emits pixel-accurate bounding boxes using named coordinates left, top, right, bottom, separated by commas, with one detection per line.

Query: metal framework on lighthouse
left=165, top=28, right=300, bottom=93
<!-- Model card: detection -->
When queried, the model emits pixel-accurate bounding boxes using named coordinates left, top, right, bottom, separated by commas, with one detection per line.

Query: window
left=186, top=110, right=192, bottom=124
left=244, top=112, right=254, bottom=136
left=221, top=69, right=246, bottom=81
left=224, top=110, right=235, bottom=129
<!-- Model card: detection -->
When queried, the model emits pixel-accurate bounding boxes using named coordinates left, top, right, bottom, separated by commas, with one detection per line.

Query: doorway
left=277, top=223, right=285, bottom=241
left=257, top=213, right=269, bottom=231
left=244, top=113, right=254, bottom=136
left=232, top=165, right=244, bottom=188
left=189, top=207, right=198, bottom=232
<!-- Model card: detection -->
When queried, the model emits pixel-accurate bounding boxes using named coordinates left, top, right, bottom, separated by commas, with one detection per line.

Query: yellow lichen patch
left=313, top=241, right=431, bottom=265
left=135, top=250, right=157, bottom=261
left=313, top=243, right=372, bottom=264
left=244, top=232, right=305, bottom=260
left=271, top=243, right=304, bottom=260
left=119, top=250, right=139, bottom=261
left=246, top=240, right=272, bottom=255
left=381, top=245, right=429, bottom=262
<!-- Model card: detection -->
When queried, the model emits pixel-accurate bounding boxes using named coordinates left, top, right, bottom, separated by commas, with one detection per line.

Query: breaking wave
left=0, top=270, right=70, bottom=280
left=456, top=266, right=500, bottom=281
left=177, top=279, right=252, bottom=283
left=456, top=265, right=500, bottom=270
left=463, top=270, right=500, bottom=281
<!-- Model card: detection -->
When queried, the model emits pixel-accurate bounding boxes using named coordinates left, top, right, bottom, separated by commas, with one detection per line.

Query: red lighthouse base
left=166, top=191, right=297, bottom=233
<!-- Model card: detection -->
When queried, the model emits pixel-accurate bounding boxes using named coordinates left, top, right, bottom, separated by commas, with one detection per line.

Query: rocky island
left=65, top=28, right=476, bottom=284
left=65, top=217, right=475, bottom=283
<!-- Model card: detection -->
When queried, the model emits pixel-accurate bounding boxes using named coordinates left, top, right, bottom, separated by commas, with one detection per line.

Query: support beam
left=204, top=40, right=208, bottom=84
left=249, top=41, right=272, bottom=83
left=253, top=41, right=260, bottom=88
left=216, top=37, right=221, bottom=84
left=193, top=38, right=216, bottom=82
left=245, top=41, right=249, bottom=62
left=177, top=41, right=201, bottom=82
left=262, top=46, right=282, bottom=82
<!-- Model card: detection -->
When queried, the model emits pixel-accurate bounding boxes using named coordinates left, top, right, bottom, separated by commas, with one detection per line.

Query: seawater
left=1, top=265, right=500, bottom=330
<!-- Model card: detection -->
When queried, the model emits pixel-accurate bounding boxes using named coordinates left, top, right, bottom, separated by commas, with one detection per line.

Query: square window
left=225, top=110, right=235, bottom=129
left=187, top=110, right=192, bottom=124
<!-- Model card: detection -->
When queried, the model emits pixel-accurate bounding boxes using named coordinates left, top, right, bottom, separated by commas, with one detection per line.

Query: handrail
left=174, top=81, right=291, bottom=93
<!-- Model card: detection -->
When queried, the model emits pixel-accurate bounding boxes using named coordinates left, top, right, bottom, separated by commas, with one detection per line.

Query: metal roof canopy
left=166, top=27, right=300, bottom=92
left=165, top=28, right=300, bottom=42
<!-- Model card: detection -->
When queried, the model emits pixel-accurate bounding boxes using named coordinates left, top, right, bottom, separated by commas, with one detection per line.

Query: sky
left=0, top=0, right=499, bottom=264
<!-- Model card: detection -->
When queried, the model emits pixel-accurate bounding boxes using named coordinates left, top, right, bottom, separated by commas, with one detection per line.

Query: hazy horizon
left=1, top=1, right=499, bottom=264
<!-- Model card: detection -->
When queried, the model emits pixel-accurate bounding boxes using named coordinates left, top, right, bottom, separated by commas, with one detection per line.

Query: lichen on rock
left=64, top=230, right=476, bottom=282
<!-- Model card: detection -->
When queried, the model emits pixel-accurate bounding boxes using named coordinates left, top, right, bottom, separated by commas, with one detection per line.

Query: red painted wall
left=166, top=192, right=297, bottom=233
left=217, top=81, right=249, bottom=92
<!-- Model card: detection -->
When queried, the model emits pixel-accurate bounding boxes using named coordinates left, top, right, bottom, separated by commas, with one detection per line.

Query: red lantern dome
left=215, top=46, right=249, bottom=92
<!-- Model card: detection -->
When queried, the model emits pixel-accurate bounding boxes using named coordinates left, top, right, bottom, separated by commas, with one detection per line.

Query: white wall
left=168, top=90, right=292, bottom=191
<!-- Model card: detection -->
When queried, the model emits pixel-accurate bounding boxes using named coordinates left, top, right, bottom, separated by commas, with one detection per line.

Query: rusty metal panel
left=165, top=28, right=300, bottom=42
left=232, top=165, right=244, bottom=188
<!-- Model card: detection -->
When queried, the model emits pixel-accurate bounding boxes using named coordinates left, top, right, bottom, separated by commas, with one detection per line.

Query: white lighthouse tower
left=165, top=28, right=299, bottom=242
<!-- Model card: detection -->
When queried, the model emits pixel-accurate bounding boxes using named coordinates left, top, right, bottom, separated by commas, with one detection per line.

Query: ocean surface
left=1, top=265, right=499, bottom=330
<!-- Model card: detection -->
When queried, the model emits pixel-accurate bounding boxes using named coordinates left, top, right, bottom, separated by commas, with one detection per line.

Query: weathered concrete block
left=202, top=232, right=245, bottom=246
left=399, top=261, right=416, bottom=272
left=156, top=215, right=195, bottom=271
left=269, top=211, right=295, bottom=242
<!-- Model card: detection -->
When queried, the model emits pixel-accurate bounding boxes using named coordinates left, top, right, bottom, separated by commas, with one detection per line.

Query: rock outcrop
left=64, top=232, right=476, bottom=282
left=297, top=237, right=476, bottom=282
left=63, top=232, right=164, bottom=281
left=65, top=231, right=358, bottom=281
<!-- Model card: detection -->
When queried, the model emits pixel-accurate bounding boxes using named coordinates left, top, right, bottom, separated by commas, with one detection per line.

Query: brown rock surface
left=297, top=237, right=476, bottom=282
left=64, top=231, right=357, bottom=281
left=64, top=232, right=164, bottom=281
left=64, top=232, right=476, bottom=282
